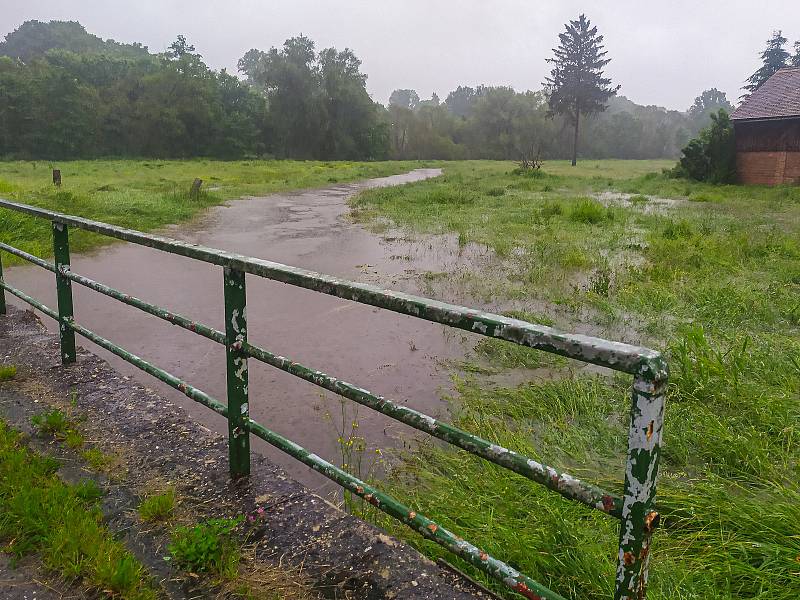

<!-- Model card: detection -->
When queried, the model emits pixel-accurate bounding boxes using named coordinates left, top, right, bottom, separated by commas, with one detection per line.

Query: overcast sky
left=2, top=0, right=799, bottom=110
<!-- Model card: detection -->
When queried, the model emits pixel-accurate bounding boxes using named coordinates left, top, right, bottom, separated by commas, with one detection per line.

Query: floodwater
left=5, top=168, right=490, bottom=493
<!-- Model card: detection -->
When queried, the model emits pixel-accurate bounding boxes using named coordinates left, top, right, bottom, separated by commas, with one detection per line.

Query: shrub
left=672, top=109, right=736, bottom=183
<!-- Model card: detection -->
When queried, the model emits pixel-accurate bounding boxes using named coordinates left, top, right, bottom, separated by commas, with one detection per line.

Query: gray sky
left=2, top=0, right=799, bottom=110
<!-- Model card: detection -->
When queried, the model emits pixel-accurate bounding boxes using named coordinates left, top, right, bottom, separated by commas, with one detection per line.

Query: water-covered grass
left=351, top=160, right=800, bottom=599
left=0, top=159, right=430, bottom=262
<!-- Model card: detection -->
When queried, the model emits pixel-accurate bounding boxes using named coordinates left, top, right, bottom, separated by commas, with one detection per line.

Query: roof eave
left=731, top=114, right=800, bottom=123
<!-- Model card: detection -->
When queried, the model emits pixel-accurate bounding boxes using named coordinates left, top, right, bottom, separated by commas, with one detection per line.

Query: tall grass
left=353, top=160, right=800, bottom=599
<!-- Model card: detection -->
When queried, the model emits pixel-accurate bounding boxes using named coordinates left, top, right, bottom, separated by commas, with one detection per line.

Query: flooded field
left=4, top=169, right=502, bottom=493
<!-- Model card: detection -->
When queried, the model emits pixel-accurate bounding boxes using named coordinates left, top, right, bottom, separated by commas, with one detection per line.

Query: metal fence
left=0, top=198, right=668, bottom=600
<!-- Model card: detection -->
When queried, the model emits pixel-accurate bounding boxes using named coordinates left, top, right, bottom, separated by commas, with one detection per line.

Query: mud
left=2, top=169, right=490, bottom=493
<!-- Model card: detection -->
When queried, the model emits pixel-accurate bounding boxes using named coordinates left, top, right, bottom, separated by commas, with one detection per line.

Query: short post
left=0, top=251, right=6, bottom=315
left=52, top=169, right=61, bottom=186
left=52, top=222, right=76, bottom=363
left=614, top=367, right=667, bottom=600
left=224, top=266, right=250, bottom=477
left=189, top=178, right=202, bottom=200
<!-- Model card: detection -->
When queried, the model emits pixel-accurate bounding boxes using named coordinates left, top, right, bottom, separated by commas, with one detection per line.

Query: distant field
left=351, top=161, right=800, bottom=599
left=0, top=159, right=429, bottom=262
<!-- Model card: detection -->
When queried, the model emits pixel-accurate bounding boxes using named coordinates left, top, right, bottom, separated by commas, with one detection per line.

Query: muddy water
left=6, top=169, right=486, bottom=493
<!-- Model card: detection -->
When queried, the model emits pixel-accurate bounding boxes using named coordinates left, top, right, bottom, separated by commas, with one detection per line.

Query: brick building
left=732, top=67, right=800, bottom=185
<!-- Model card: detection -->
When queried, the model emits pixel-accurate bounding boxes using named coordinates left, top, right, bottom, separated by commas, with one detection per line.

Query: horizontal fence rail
left=0, top=197, right=668, bottom=600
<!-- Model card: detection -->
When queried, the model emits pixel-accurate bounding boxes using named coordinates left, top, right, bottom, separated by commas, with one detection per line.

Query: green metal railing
left=0, top=198, right=668, bottom=600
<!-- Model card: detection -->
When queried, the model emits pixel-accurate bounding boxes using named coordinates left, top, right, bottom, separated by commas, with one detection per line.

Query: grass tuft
left=138, top=488, right=176, bottom=522
left=0, top=365, right=17, bottom=381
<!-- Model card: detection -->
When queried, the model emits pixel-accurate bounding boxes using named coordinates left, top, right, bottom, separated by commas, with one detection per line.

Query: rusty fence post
left=614, top=366, right=668, bottom=600
left=0, top=251, right=5, bottom=315
left=224, top=266, right=250, bottom=477
left=53, top=222, right=76, bottom=363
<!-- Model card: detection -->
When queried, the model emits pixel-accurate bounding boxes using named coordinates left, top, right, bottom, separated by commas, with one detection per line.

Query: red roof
left=732, top=67, right=800, bottom=121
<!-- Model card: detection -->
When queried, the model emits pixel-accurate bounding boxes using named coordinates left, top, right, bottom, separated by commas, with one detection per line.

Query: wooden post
left=190, top=178, right=202, bottom=200
left=52, top=169, right=62, bottom=186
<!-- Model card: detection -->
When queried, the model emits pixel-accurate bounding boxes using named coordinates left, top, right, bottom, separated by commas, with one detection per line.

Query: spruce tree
left=544, top=14, right=619, bottom=166
left=744, top=30, right=789, bottom=95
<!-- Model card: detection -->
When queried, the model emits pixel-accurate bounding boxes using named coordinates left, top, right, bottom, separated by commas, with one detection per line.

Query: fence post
left=614, top=366, right=667, bottom=600
left=224, top=266, right=250, bottom=477
left=0, top=251, right=6, bottom=315
left=52, top=222, right=76, bottom=363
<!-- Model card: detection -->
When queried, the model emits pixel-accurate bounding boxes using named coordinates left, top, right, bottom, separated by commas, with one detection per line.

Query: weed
left=168, top=517, right=243, bottom=578
left=31, top=409, right=70, bottom=438
left=81, top=447, right=117, bottom=472
left=64, top=430, right=85, bottom=449
left=0, top=364, right=17, bottom=380
left=138, top=488, right=176, bottom=522
left=588, top=265, right=613, bottom=296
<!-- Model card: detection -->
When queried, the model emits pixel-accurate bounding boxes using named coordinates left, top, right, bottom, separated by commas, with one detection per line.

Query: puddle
left=593, top=191, right=684, bottom=213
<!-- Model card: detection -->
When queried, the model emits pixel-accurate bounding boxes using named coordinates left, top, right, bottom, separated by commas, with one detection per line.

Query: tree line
left=0, top=19, right=732, bottom=161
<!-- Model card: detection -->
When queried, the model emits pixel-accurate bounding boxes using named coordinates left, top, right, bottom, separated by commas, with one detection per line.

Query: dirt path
left=4, top=169, right=477, bottom=492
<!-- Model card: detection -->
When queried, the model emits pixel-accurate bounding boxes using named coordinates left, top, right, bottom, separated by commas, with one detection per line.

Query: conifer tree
left=744, top=30, right=789, bottom=95
left=544, top=14, right=619, bottom=166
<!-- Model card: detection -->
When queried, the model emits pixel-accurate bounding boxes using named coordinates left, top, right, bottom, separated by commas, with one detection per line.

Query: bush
left=672, top=109, right=736, bottom=183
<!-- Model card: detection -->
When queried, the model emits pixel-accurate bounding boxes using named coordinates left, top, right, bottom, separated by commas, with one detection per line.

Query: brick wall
left=737, top=151, right=800, bottom=185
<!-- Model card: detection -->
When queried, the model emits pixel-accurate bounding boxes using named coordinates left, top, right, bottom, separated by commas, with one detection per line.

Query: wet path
left=5, top=169, right=480, bottom=492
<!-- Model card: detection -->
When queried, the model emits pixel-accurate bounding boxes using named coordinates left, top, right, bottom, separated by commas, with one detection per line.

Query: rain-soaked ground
left=5, top=169, right=498, bottom=494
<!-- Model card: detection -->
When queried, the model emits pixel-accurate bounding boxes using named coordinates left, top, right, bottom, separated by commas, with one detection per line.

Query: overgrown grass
left=0, top=420, right=157, bottom=599
left=0, top=159, right=431, bottom=263
left=352, top=160, right=800, bottom=599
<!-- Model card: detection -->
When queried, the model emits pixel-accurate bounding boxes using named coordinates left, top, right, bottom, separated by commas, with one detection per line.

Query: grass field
left=351, top=160, right=800, bottom=599
left=0, top=159, right=429, bottom=263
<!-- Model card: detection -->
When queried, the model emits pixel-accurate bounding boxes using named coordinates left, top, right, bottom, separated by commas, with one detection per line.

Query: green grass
left=0, top=420, right=156, bottom=599
left=352, top=160, right=800, bottom=599
left=138, top=488, right=176, bottom=522
left=0, top=365, right=16, bottom=380
left=0, top=159, right=432, bottom=263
